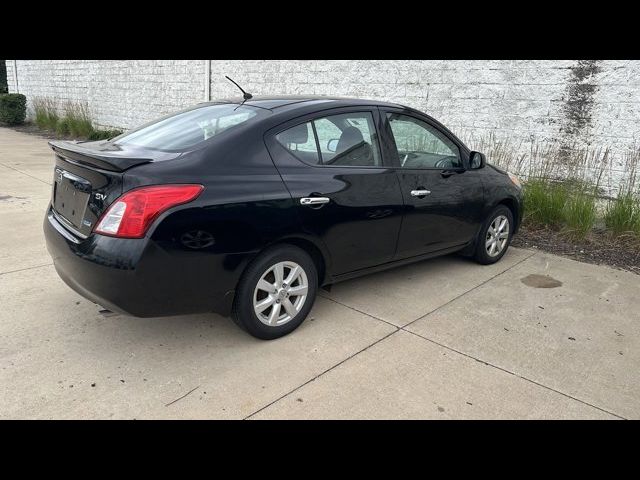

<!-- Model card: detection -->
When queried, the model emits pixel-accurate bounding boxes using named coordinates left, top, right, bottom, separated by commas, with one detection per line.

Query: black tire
left=232, top=245, right=318, bottom=340
left=474, top=205, right=514, bottom=265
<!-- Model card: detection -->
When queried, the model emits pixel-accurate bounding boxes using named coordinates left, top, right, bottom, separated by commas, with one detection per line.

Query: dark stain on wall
left=560, top=60, right=603, bottom=137
left=558, top=60, right=603, bottom=161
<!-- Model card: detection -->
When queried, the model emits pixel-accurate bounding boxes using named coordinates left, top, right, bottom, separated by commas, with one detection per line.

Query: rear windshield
left=113, top=104, right=262, bottom=151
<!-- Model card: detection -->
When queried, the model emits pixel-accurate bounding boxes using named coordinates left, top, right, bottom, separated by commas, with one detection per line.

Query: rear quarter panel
left=120, top=128, right=322, bottom=314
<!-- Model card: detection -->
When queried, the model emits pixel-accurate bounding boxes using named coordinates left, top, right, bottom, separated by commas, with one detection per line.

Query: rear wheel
left=232, top=245, right=318, bottom=340
left=474, top=206, right=514, bottom=265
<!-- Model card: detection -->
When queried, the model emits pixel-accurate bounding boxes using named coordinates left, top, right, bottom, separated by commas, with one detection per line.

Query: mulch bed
left=512, top=223, right=640, bottom=275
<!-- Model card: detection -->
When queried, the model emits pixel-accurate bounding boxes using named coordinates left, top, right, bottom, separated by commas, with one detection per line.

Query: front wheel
left=474, top=206, right=514, bottom=265
left=232, top=245, right=318, bottom=340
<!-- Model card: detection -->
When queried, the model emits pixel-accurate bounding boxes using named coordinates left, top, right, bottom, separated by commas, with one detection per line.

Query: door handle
left=410, top=190, right=431, bottom=197
left=300, top=197, right=330, bottom=206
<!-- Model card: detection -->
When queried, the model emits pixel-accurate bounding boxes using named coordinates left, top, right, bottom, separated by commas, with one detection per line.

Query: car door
left=265, top=107, right=404, bottom=275
left=380, top=108, right=485, bottom=260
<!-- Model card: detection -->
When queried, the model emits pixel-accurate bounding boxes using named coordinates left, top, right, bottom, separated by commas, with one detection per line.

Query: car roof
left=200, top=95, right=405, bottom=111
left=187, top=95, right=470, bottom=155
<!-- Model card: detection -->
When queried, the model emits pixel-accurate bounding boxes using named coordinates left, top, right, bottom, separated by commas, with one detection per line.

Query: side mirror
left=469, top=151, right=486, bottom=169
left=327, top=139, right=339, bottom=153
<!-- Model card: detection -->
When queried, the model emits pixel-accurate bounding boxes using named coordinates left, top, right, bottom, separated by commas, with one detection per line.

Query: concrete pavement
left=0, top=127, right=638, bottom=419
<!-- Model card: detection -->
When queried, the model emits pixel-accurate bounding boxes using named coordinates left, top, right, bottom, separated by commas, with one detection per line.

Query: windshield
left=114, top=104, right=260, bottom=151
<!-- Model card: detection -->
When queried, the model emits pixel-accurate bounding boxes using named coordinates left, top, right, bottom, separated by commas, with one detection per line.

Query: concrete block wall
left=6, top=59, right=640, bottom=195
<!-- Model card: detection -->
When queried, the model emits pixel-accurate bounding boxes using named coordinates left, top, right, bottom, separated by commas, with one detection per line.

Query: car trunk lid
left=49, top=140, right=181, bottom=238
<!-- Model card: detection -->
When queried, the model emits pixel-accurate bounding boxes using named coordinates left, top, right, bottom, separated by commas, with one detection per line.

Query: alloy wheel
left=485, top=215, right=510, bottom=257
left=253, top=261, right=309, bottom=326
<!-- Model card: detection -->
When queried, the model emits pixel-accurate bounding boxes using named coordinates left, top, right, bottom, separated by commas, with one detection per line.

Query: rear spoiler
left=49, top=141, right=153, bottom=172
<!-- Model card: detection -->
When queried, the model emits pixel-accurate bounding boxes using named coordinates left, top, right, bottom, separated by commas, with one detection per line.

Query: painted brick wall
left=5, top=60, right=204, bottom=129
left=6, top=60, right=640, bottom=194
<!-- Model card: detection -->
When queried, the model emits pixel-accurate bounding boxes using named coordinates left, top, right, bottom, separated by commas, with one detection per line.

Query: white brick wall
left=6, top=59, right=640, bottom=195
left=6, top=60, right=204, bottom=129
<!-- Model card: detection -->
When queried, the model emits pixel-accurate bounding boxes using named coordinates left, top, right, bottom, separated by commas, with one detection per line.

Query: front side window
left=114, top=104, right=260, bottom=151
left=275, top=111, right=382, bottom=167
left=386, top=113, right=461, bottom=169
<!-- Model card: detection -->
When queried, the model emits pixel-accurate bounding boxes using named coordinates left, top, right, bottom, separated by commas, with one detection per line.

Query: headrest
left=340, top=126, right=364, bottom=142
left=336, top=126, right=365, bottom=153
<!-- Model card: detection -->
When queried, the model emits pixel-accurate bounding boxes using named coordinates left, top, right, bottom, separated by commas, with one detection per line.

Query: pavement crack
left=243, top=329, right=400, bottom=420
left=0, top=161, right=52, bottom=186
left=165, top=386, right=200, bottom=407
left=402, top=329, right=627, bottom=420
left=403, top=251, right=537, bottom=329
left=0, top=263, right=53, bottom=277
left=317, top=294, right=399, bottom=329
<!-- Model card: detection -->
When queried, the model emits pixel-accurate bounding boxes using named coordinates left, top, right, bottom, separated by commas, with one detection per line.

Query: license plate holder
left=53, top=168, right=91, bottom=229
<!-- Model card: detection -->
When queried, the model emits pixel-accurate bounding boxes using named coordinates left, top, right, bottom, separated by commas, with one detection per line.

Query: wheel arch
left=463, top=195, right=521, bottom=258
left=236, top=234, right=331, bottom=288
left=496, top=196, right=520, bottom=234
left=272, top=236, right=330, bottom=286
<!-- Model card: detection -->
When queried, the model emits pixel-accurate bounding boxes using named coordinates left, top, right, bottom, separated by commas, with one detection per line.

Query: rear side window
left=274, top=122, right=320, bottom=165
left=275, top=112, right=382, bottom=167
left=114, top=104, right=260, bottom=151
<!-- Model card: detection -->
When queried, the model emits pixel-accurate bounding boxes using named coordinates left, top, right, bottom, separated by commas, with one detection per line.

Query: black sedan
left=44, top=96, right=523, bottom=339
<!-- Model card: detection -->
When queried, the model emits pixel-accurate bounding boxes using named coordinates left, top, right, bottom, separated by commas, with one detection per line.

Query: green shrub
left=62, top=100, right=93, bottom=138
left=564, top=188, right=597, bottom=239
left=605, top=192, right=640, bottom=236
left=29, top=95, right=125, bottom=141
left=523, top=178, right=570, bottom=227
left=56, top=117, right=71, bottom=136
left=0, top=93, right=27, bottom=125
left=32, top=97, right=59, bottom=130
left=87, top=128, right=123, bottom=141
left=0, top=60, right=7, bottom=94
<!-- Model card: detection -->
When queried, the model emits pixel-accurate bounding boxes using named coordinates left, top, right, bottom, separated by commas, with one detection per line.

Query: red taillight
left=94, top=184, right=204, bottom=238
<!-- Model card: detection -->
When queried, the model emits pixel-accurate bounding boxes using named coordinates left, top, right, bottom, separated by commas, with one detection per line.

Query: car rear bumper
left=43, top=208, right=237, bottom=317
